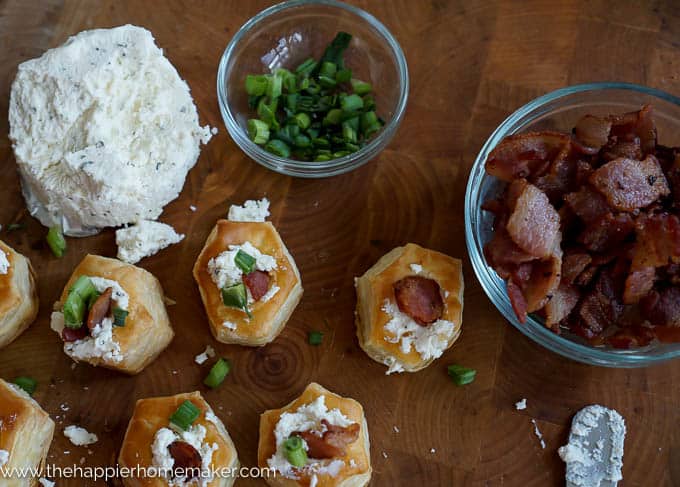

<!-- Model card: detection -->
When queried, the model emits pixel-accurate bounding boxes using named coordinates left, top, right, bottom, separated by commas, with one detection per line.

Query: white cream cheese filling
left=382, top=300, right=455, bottom=363
left=0, top=249, right=9, bottom=275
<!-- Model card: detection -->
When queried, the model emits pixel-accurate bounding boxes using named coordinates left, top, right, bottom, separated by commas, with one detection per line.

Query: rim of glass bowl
left=464, top=82, right=680, bottom=367
left=217, top=0, right=409, bottom=178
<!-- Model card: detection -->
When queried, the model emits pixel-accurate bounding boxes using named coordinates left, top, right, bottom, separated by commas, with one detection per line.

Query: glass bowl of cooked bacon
left=465, top=82, right=680, bottom=367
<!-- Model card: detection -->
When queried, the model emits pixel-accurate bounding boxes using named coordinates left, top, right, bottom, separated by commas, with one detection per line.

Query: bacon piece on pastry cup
left=118, top=391, right=239, bottom=487
left=0, top=240, right=38, bottom=349
left=50, top=254, right=174, bottom=375
left=258, top=382, right=371, bottom=487
left=0, top=378, right=55, bottom=485
left=355, top=243, right=464, bottom=374
left=193, top=220, right=303, bottom=347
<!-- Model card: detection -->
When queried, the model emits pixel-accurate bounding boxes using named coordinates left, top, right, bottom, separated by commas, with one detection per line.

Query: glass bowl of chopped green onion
left=217, top=0, right=409, bottom=178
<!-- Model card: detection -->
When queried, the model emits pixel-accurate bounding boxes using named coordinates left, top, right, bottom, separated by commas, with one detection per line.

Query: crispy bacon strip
left=242, top=270, right=270, bottom=301
left=485, top=132, right=570, bottom=182
left=393, top=276, right=444, bottom=325
left=86, top=287, right=113, bottom=331
left=589, top=155, right=669, bottom=212
left=296, top=420, right=360, bottom=459
left=506, top=180, right=560, bottom=259
left=168, top=441, right=201, bottom=479
left=573, top=115, right=611, bottom=154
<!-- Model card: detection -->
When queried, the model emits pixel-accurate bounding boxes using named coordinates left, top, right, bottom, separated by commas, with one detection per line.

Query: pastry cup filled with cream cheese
left=118, top=391, right=239, bottom=487
left=0, top=378, right=55, bottom=486
left=355, top=243, right=464, bottom=374
left=50, top=254, right=174, bottom=374
left=193, top=218, right=303, bottom=347
left=0, top=240, right=39, bottom=349
left=258, top=382, right=371, bottom=487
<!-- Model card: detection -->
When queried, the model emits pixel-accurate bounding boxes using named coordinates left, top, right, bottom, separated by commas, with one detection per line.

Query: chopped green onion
left=46, top=225, right=66, bottom=258
left=248, top=119, right=270, bottom=145
left=323, top=108, right=343, bottom=126
left=335, top=68, right=352, bottom=83
left=112, top=307, right=128, bottom=327
left=351, top=78, right=372, bottom=95
left=295, top=58, right=317, bottom=77
left=447, top=364, right=476, bottom=386
left=319, top=32, right=352, bottom=68
left=257, top=98, right=279, bottom=130
left=283, top=435, right=308, bottom=468
left=293, top=113, right=311, bottom=130
left=70, top=276, right=97, bottom=301
left=245, top=74, right=269, bottom=96
left=169, top=400, right=200, bottom=431
left=308, top=331, right=323, bottom=346
left=341, top=94, right=363, bottom=113
left=204, top=358, right=231, bottom=389
left=312, top=138, right=331, bottom=148
left=221, top=283, right=251, bottom=318
left=234, top=249, right=256, bottom=274
left=293, top=134, right=311, bottom=148
left=264, top=139, right=291, bottom=158
left=342, top=122, right=358, bottom=144
left=315, top=154, right=331, bottom=162
left=13, top=376, right=37, bottom=395
left=266, top=75, right=283, bottom=100
left=319, top=61, right=337, bottom=79
left=62, top=287, right=88, bottom=330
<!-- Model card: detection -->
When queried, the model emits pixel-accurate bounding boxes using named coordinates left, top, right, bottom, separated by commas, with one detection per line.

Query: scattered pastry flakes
left=195, top=345, right=216, bottom=365
left=515, top=398, right=527, bottom=410
left=531, top=419, right=546, bottom=449
left=63, top=425, right=98, bottom=446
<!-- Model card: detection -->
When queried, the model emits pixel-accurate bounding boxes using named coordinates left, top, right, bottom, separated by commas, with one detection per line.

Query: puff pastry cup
left=258, top=382, right=371, bottom=487
left=0, top=240, right=39, bottom=349
left=0, top=378, right=55, bottom=487
left=50, top=254, right=174, bottom=375
left=193, top=220, right=303, bottom=347
left=119, top=391, right=239, bottom=487
left=355, top=243, right=464, bottom=374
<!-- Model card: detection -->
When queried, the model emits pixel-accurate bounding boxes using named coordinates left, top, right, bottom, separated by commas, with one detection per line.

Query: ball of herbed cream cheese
left=9, top=24, right=214, bottom=236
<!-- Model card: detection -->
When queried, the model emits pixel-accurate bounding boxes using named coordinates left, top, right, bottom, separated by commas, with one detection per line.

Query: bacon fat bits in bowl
left=118, top=391, right=239, bottom=487
left=0, top=240, right=39, bottom=349
left=355, top=243, right=464, bottom=374
left=49, top=254, right=174, bottom=375
left=193, top=220, right=303, bottom=346
left=0, top=378, right=55, bottom=486
left=258, top=382, right=371, bottom=487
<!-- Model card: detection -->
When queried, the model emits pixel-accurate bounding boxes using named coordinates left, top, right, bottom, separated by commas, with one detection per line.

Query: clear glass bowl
left=465, top=82, right=680, bottom=367
left=217, top=0, right=409, bottom=178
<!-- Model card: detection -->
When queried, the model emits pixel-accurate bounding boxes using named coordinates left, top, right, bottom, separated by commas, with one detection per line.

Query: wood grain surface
left=1, top=1, right=680, bottom=486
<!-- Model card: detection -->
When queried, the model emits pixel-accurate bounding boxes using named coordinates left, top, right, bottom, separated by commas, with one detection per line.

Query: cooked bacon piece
left=296, top=420, right=360, bottom=459
left=630, top=213, right=680, bottom=270
left=532, top=145, right=578, bottom=203
left=589, top=155, right=669, bottom=212
left=653, top=325, right=680, bottom=343
left=623, top=266, right=656, bottom=304
left=393, top=276, right=444, bottom=326
left=609, top=104, right=657, bottom=155
left=545, top=283, right=580, bottom=327
left=564, top=187, right=611, bottom=224
left=86, top=287, right=113, bottom=331
left=661, top=153, right=680, bottom=206
left=640, top=287, right=680, bottom=327
left=522, top=245, right=563, bottom=312
left=561, top=251, right=592, bottom=285
left=574, top=265, right=599, bottom=287
left=242, top=270, right=270, bottom=301
left=484, top=229, right=535, bottom=274
left=506, top=181, right=560, bottom=258
left=573, top=115, right=611, bottom=154
left=507, top=279, right=528, bottom=323
left=578, top=213, right=634, bottom=253
left=602, top=137, right=642, bottom=162
left=577, top=271, right=623, bottom=337
left=486, top=132, right=570, bottom=182
left=62, top=326, right=88, bottom=342
left=168, top=441, right=201, bottom=479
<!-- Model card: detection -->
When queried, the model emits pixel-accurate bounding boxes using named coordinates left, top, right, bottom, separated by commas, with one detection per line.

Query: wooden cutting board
left=1, top=0, right=679, bottom=485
